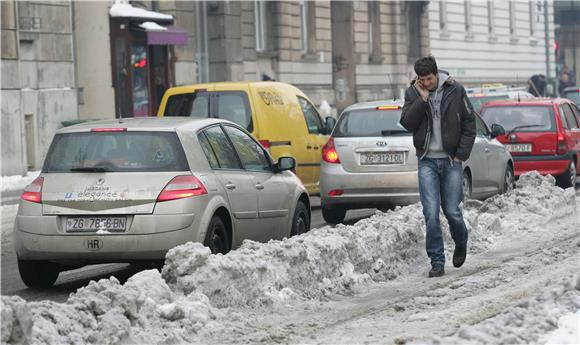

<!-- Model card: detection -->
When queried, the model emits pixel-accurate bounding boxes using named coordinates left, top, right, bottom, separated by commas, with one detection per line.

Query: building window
left=439, top=1, right=448, bottom=33
left=368, top=1, right=381, bottom=61
left=487, top=0, right=496, bottom=38
left=255, top=0, right=266, bottom=52
left=407, top=2, right=423, bottom=61
left=509, top=0, right=517, bottom=39
left=465, top=1, right=473, bottom=38
left=299, top=0, right=315, bottom=54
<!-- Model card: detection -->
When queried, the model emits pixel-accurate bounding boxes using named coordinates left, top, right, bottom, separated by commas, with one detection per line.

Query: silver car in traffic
left=319, top=100, right=514, bottom=224
left=14, top=117, right=310, bottom=287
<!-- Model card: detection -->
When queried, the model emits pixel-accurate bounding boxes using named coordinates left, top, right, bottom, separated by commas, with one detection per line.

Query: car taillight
left=259, top=140, right=271, bottom=150
left=157, top=175, right=207, bottom=202
left=557, top=132, right=568, bottom=155
left=91, top=128, right=127, bottom=132
left=322, top=137, right=340, bottom=164
left=21, top=177, right=44, bottom=203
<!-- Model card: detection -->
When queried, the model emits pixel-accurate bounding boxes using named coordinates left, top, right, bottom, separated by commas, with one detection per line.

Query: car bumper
left=320, top=163, right=420, bottom=207
left=14, top=213, right=199, bottom=263
left=512, top=155, right=570, bottom=177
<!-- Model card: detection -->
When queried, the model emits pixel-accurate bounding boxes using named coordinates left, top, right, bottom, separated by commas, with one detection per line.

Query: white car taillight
left=157, top=175, right=208, bottom=202
left=21, top=177, right=44, bottom=203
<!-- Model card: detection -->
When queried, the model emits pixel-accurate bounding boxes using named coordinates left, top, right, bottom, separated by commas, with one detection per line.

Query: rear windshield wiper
left=506, top=124, right=544, bottom=136
left=69, top=167, right=112, bottom=173
left=381, top=130, right=409, bottom=136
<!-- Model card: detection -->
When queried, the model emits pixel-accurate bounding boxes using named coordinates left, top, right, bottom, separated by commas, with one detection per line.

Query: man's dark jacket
left=400, top=75, right=476, bottom=161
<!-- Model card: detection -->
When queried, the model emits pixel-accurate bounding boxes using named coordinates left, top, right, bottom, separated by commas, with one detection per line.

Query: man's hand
left=414, top=81, right=429, bottom=102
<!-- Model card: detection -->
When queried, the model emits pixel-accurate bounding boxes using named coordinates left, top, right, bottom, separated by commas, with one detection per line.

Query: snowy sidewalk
left=1, top=172, right=578, bottom=344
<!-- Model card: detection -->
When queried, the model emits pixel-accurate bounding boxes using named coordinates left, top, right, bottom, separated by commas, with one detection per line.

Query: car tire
left=291, top=201, right=310, bottom=237
left=322, top=205, right=346, bottom=225
left=502, top=165, right=515, bottom=194
left=204, top=216, right=230, bottom=255
left=462, top=171, right=472, bottom=200
left=18, top=259, right=60, bottom=288
left=557, top=160, right=577, bottom=189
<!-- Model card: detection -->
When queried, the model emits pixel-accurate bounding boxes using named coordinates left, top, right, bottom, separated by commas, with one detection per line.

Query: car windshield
left=333, top=108, right=409, bottom=137
left=43, top=131, right=189, bottom=173
left=468, top=94, right=509, bottom=113
left=480, top=106, right=556, bottom=132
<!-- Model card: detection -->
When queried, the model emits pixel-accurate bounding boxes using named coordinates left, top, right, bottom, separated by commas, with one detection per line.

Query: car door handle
left=484, top=148, right=490, bottom=153
left=225, top=183, right=236, bottom=190
left=306, top=145, right=312, bottom=149
left=255, top=183, right=264, bottom=190
left=312, top=146, right=319, bottom=150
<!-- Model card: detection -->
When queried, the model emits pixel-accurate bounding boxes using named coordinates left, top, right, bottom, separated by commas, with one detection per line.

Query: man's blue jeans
left=418, top=158, right=469, bottom=266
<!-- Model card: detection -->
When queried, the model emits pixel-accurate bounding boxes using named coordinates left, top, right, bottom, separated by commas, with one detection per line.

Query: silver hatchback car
left=15, top=117, right=310, bottom=288
left=319, top=100, right=514, bottom=224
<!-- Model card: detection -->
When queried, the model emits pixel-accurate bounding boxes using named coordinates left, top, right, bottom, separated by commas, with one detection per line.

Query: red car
left=480, top=98, right=580, bottom=188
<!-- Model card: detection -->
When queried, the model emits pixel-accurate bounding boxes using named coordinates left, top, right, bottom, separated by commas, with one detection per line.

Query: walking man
left=400, top=56, right=476, bottom=277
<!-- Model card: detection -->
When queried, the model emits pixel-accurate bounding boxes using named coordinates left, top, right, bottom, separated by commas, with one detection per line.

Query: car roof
left=342, top=99, right=404, bottom=113
left=57, top=117, right=232, bottom=134
left=480, top=98, right=572, bottom=108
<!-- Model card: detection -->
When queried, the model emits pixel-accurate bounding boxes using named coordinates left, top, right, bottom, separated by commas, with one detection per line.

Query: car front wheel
left=291, top=201, right=310, bottom=236
left=502, top=165, right=515, bottom=194
left=463, top=171, right=472, bottom=200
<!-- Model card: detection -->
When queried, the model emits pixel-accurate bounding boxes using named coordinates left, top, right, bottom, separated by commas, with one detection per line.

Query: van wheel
left=291, top=201, right=310, bottom=237
left=557, top=160, right=576, bottom=188
left=18, top=259, right=60, bottom=288
left=322, top=205, right=346, bottom=225
left=204, top=216, right=230, bottom=255
left=463, top=171, right=472, bottom=200
left=502, top=165, right=515, bottom=194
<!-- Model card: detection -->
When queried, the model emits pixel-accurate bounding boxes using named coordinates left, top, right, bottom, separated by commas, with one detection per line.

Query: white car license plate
left=505, top=144, right=532, bottom=153
left=360, top=152, right=405, bottom=165
left=66, top=217, right=127, bottom=233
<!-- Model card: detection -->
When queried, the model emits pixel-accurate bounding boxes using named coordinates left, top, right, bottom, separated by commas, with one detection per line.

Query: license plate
left=505, top=144, right=532, bottom=153
left=66, top=217, right=127, bottom=233
left=360, top=152, right=405, bottom=165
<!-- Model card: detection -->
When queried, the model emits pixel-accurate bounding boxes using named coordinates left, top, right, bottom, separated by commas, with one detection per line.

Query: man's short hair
left=414, top=56, right=438, bottom=77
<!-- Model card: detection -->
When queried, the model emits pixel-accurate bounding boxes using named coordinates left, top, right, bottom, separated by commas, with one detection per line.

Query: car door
left=561, top=103, right=580, bottom=167
left=200, top=126, right=261, bottom=247
left=479, top=115, right=507, bottom=193
left=297, top=96, right=328, bottom=194
left=223, top=125, right=292, bottom=241
left=469, top=115, right=494, bottom=197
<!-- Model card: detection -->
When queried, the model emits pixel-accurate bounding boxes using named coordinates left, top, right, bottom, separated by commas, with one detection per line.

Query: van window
left=216, top=92, right=253, bottom=132
left=164, top=93, right=210, bottom=117
left=298, top=96, right=324, bottom=134
left=43, top=132, right=189, bottom=173
left=480, top=106, right=556, bottom=132
left=164, top=91, right=253, bottom=132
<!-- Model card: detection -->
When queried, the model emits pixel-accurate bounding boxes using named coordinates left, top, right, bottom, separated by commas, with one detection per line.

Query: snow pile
left=139, top=22, right=167, bottom=31
left=422, top=274, right=580, bottom=345
left=0, top=171, right=40, bottom=192
left=1, top=172, right=576, bottom=344
left=109, top=0, right=173, bottom=20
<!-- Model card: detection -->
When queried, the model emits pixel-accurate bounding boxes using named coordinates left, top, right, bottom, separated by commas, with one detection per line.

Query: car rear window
left=333, top=108, right=409, bottom=137
left=480, top=106, right=556, bottom=132
left=43, top=131, right=189, bottom=173
left=468, top=94, right=508, bottom=112
left=164, top=91, right=253, bottom=131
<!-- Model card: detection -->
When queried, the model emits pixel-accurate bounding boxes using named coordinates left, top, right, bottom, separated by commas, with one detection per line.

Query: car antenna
left=386, top=73, right=396, bottom=101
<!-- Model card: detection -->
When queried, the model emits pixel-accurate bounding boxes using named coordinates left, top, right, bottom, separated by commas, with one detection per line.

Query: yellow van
left=157, top=81, right=334, bottom=195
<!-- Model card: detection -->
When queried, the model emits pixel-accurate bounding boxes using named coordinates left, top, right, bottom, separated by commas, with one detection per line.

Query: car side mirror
left=491, top=124, right=506, bottom=138
left=276, top=156, right=296, bottom=173
left=325, top=116, right=337, bottom=134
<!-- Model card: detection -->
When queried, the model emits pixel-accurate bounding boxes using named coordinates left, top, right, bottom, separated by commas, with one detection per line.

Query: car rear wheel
left=204, top=216, right=230, bottom=255
left=291, top=201, right=310, bottom=237
left=502, top=165, right=515, bottom=194
left=462, top=171, right=472, bottom=200
left=18, top=259, right=60, bottom=288
left=322, top=205, right=346, bottom=225
left=557, top=160, right=577, bottom=188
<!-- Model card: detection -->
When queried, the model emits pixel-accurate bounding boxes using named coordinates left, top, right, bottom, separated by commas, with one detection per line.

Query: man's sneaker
left=453, top=246, right=467, bottom=268
left=428, top=264, right=445, bottom=278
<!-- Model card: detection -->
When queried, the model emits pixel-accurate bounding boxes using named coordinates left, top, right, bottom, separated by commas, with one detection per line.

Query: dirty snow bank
left=0, top=171, right=40, bottom=193
left=1, top=172, right=576, bottom=344
left=421, top=274, right=580, bottom=345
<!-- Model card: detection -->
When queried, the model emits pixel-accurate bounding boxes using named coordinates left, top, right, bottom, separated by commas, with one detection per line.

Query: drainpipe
left=544, top=0, right=552, bottom=95
left=70, top=0, right=79, bottom=119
